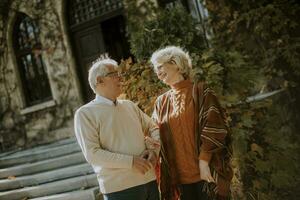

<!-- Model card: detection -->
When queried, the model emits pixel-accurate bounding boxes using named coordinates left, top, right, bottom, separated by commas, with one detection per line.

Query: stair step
left=0, top=152, right=85, bottom=179
left=29, top=187, right=102, bottom=200
left=0, top=143, right=81, bottom=168
left=0, top=137, right=76, bottom=158
left=0, top=174, right=98, bottom=200
left=0, top=163, right=93, bottom=191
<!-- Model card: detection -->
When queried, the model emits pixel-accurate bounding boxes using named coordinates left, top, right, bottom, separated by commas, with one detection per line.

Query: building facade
left=0, top=0, right=205, bottom=151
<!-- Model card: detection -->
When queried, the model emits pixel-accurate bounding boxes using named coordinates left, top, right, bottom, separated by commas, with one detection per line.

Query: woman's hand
left=199, top=160, right=215, bottom=183
left=145, top=136, right=161, bottom=150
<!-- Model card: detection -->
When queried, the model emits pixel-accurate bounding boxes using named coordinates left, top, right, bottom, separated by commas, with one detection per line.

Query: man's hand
left=133, top=156, right=152, bottom=174
left=140, top=149, right=158, bottom=167
left=199, top=160, right=215, bottom=183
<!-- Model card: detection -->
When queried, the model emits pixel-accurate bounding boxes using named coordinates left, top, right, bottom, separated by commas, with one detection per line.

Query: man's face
left=98, top=65, right=123, bottom=98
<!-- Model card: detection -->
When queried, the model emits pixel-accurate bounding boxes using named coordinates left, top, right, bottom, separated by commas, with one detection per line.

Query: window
left=68, top=0, right=123, bottom=27
left=158, top=0, right=189, bottom=11
left=13, top=13, right=52, bottom=107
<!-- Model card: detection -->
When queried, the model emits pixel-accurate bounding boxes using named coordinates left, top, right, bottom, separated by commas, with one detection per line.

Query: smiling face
left=96, top=65, right=123, bottom=100
left=155, top=61, right=184, bottom=86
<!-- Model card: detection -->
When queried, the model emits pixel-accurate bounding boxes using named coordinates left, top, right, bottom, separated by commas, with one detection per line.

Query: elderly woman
left=150, top=46, right=233, bottom=200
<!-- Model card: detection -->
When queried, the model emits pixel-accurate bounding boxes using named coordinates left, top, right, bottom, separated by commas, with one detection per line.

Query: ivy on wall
left=203, top=0, right=300, bottom=199
left=123, top=0, right=300, bottom=199
left=0, top=0, right=27, bottom=151
left=0, top=0, right=80, bottom=151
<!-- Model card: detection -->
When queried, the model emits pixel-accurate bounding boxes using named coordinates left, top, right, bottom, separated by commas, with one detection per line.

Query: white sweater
left=74, top=98, right=159, bottom=194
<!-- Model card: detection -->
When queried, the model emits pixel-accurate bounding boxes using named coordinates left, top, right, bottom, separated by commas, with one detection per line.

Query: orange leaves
left=119, top=58, right=167, bottom=115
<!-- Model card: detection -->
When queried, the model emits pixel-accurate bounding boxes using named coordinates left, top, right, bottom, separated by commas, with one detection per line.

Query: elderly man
left=74, top=57, right=160, bottom=200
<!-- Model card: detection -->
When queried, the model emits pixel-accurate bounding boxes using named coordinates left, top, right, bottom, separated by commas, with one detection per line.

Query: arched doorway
left=66, top=0, right=131, bottom=102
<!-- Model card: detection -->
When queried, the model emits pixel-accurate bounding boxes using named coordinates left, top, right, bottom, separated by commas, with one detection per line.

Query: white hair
left=88, top=58, right=118, bottom=93
left=150, top=46, right=192, bottom=78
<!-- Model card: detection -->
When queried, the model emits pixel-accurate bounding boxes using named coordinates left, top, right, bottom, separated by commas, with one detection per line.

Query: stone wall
left=0, top=0, right=83, bottom=152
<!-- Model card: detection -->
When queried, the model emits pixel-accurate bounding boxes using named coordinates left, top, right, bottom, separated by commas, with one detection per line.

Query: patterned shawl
left=153, top=81, right=233, bottom=200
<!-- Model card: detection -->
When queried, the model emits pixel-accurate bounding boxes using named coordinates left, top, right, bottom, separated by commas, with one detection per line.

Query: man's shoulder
left=75, top=101, right=98, bottom=115
left=118, top=99, right=140, bottom=112
left=118, top=99, right=135, bottom=106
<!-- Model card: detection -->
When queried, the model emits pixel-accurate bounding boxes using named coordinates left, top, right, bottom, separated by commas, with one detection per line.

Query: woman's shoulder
left=193, top=81, right=211, bottom=96
left=194, top=80, right=207, bottom=88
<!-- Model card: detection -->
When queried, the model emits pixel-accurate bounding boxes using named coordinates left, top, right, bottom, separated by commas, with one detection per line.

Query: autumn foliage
left=123, top=1, right=300, bottom=199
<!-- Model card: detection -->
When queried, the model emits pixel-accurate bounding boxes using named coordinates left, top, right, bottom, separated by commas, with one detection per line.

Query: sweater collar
left=95, top=95, right=117, bottom=106
left=171, top=79, right=193, bottom=91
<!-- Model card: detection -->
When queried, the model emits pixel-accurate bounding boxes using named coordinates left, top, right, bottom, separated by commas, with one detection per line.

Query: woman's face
left=155, top=61, right=183, bottom=86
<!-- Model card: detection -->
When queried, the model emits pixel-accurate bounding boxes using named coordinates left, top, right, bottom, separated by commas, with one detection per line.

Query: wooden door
left=72, top=25, right=106, bottom=102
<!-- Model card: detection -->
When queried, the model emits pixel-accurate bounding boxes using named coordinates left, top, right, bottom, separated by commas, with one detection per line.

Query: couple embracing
left=74, top=46, right=232, bottom=200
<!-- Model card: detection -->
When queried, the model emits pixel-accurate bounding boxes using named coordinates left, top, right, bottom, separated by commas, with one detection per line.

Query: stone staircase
left=0, top=137, right=102, bottom=200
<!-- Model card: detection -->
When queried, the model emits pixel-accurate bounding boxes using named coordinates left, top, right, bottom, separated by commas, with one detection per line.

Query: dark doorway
left=101, top=15, right=131, bottom=63
left=72, top=25, right=106, bottom=101
left=67, top=0, right=130, bottom=102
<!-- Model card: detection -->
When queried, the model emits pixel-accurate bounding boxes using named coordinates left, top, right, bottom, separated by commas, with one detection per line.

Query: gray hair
left=88, top=58, right=118, bottom=93
left=150, top=46, right=192, bottom=78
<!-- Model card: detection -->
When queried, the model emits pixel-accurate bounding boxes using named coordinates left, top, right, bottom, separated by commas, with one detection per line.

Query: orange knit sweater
left=153, top=80, right=232, bottom=199
left=168, top=80, right=201, bottom=184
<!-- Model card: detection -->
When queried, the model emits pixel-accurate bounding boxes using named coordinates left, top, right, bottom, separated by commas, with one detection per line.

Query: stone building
left=0, top=0, right=205, bottom=152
